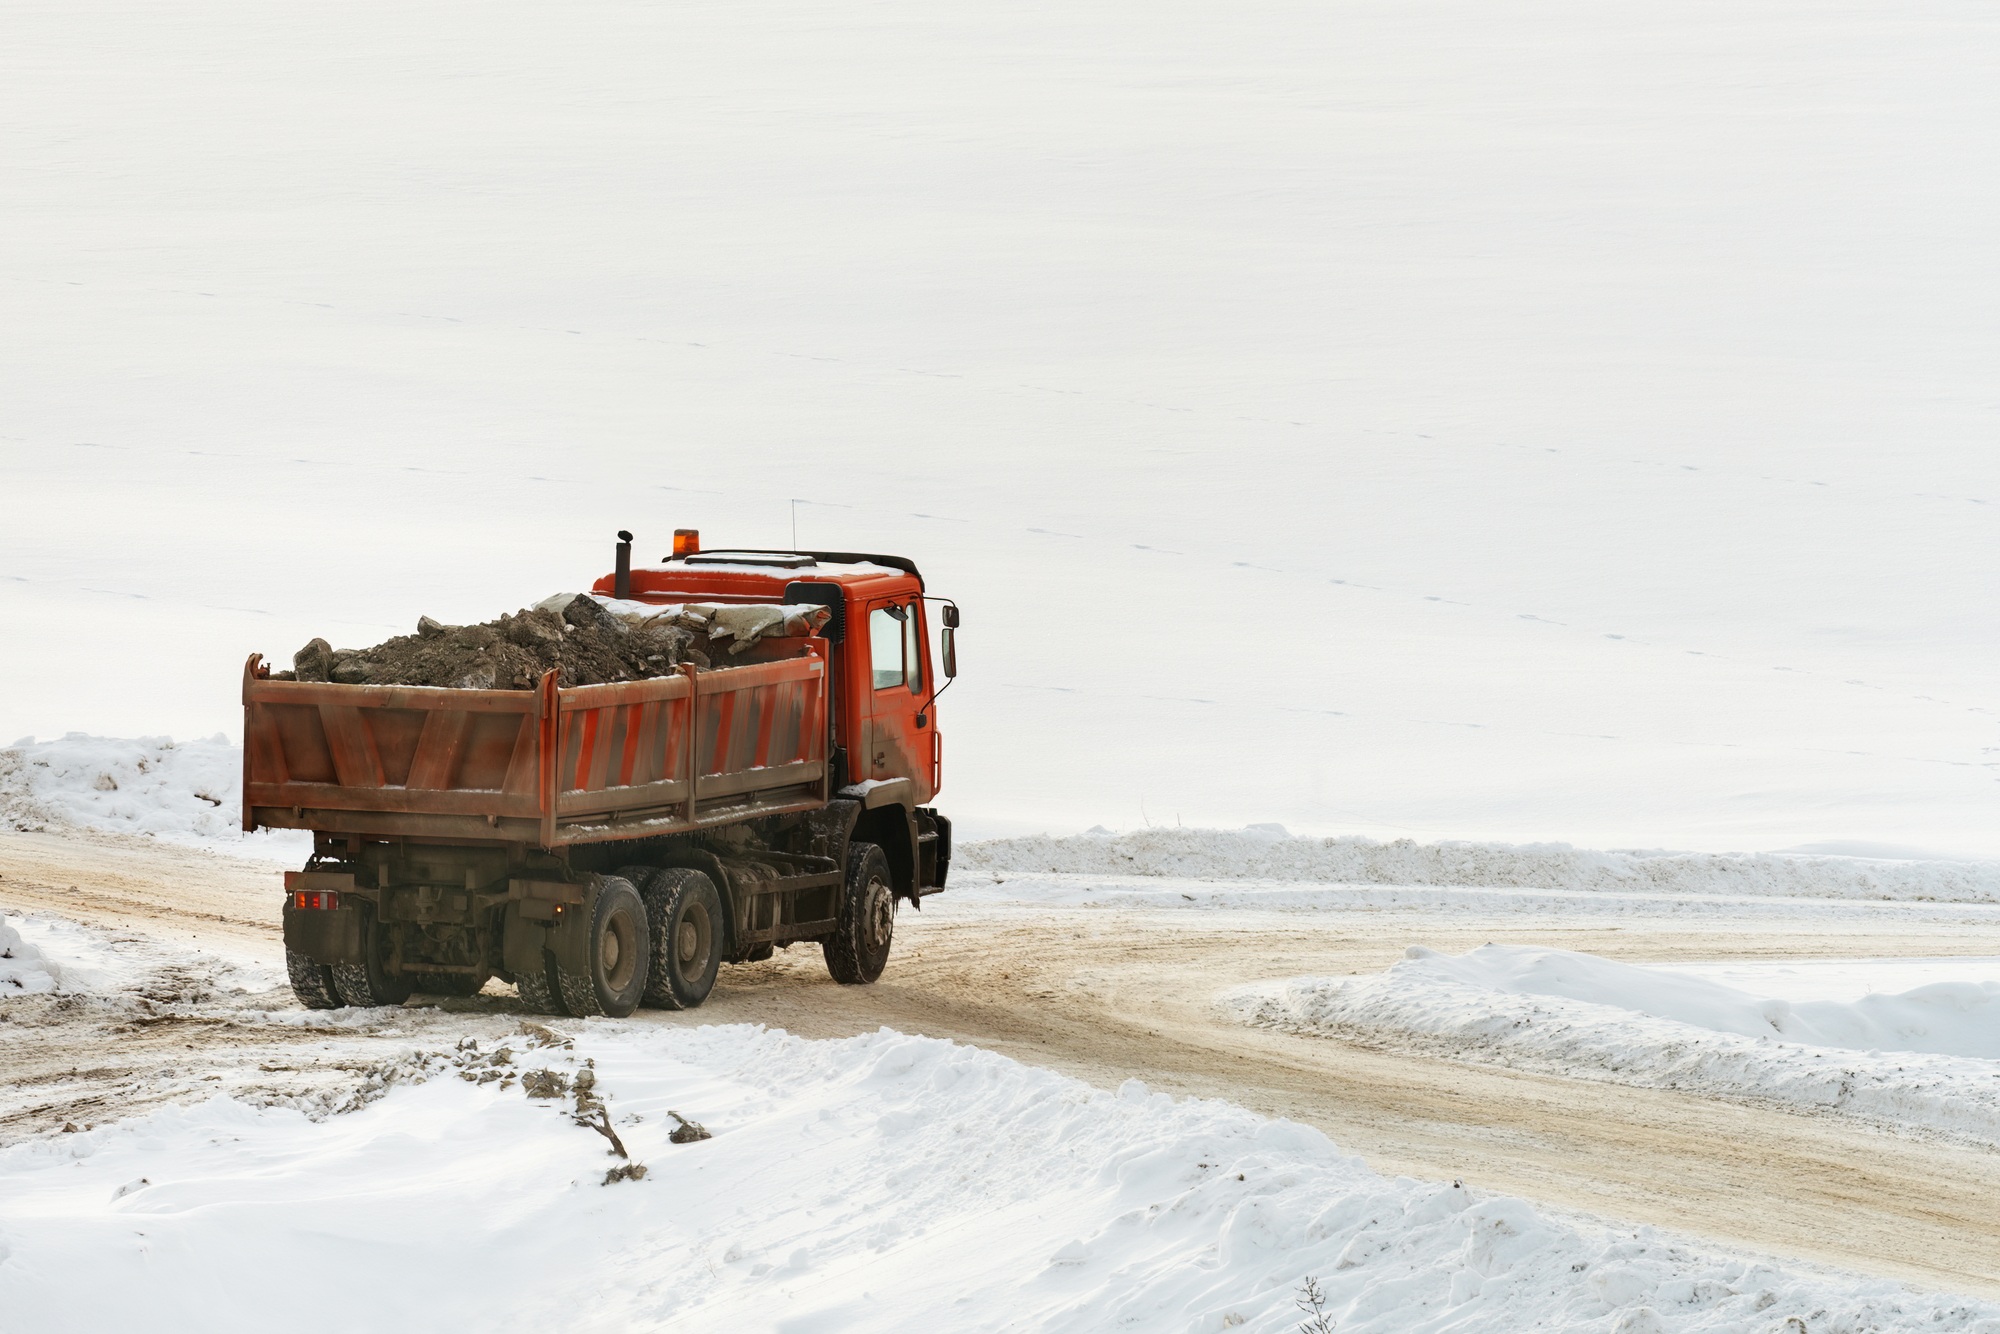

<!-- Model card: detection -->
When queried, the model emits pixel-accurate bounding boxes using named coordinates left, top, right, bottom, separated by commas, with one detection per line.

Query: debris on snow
left=667, top=1109, right=712, bottom=1144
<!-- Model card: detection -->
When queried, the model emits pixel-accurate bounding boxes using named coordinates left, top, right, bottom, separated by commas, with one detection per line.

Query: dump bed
left=241, top=645, right=829, bottom=847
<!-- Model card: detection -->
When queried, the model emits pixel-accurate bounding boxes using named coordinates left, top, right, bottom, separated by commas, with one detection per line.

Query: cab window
left=903, top=604, right=923, bottom=695
left=869, top=605, right=906, bottom=690
left=869, top=602, right=925, bottom=694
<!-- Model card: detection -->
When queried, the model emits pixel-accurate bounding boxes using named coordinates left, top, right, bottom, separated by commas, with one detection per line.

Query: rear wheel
left=515, top=954, right=565, bottom=1015
left=555, top=876, right=648, bottom=1018
left=824, top=842, right=895, bottom=985
left=286, top=949, right=341, bottom=1010
left=331, top=906, right=412, bottom=1008
left=640, top=868, right=723, bottom=1010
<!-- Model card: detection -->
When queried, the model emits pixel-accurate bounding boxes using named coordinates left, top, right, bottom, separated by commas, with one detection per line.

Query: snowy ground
left=11, top=758, right=2000, bottom=1318
left=4, top=0, right=1999, bottom=853
left=6, top=916, right=2000, bottom=1334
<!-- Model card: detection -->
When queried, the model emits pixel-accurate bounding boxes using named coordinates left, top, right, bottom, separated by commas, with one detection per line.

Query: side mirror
left=941, top=603, right=960, bottom=629
left=942, top=626, right=957, bottom=678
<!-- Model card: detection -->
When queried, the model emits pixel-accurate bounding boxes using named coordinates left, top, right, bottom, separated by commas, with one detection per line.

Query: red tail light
left=293, top=890, right=341, bottom=911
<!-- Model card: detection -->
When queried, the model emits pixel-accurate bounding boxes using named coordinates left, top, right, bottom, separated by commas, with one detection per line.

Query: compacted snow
left=5, top=1019, right=1999, bottom=1334
left=1229, top=945, right=2000, bottom=1146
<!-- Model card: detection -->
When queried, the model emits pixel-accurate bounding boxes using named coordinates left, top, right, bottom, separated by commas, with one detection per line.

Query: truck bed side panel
left=243, top=648, right=829, bottom=848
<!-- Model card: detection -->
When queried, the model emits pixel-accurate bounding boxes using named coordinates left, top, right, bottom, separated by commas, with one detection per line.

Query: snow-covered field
left=1229, top=944, right=2000, bottom=1147
left=4, top=0, right=1998, bottom=853
left=9, top=0, right=2000, bottom=1322
left=5, top=941, right=1998, bottom=1334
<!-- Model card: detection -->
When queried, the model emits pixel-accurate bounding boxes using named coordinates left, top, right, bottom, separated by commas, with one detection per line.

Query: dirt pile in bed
left=275, top=596, right=708, bottom=690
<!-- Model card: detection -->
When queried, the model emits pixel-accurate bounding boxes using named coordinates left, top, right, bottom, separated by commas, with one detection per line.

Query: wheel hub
left=864, top=880, right=894, bottom=951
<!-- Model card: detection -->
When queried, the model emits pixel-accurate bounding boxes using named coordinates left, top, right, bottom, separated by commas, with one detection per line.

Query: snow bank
left=964, top=828, right=2000, bottom=904
left=3, top=1024, right=1995, bottom=1334
left=0, top=734, right=303, bottom=856
left=0, top=913, right=58, bottom=995
left=1229, top=945, right=2000, bottom=1146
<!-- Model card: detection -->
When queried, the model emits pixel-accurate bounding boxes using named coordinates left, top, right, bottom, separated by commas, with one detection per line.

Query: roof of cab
left=596, top=549, right=924, bottom=603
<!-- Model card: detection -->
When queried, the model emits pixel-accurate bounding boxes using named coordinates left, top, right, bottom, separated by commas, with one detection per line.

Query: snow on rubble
left=0, top=913, right=58, bottom=994
left=1227, top=945, right=2000, bottom=1148
left=4, top=1023, right=1998, bottom=1334
left=962, top=827, right=2000, bottom=905
left=0, top=733, right=305, bottom=856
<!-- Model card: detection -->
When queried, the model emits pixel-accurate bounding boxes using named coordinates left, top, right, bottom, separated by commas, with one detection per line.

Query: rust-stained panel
left=244, top=645, right=830, bottom=848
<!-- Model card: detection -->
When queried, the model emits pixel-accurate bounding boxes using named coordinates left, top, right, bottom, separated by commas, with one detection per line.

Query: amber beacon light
left=672, top=528, right=701, bottom=558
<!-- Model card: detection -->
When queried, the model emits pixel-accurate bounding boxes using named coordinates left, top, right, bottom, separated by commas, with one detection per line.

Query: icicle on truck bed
left=274, top=593, right=831, bottom=689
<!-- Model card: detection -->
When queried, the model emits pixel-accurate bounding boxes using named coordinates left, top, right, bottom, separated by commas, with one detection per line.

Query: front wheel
left=824, top=842, right=895, bottom=985
left=640, top=868, right=723, bottom=1011
left=555, top=876, right=648, bottom=1018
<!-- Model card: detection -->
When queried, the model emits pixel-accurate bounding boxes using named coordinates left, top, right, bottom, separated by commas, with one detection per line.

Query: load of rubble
left=275, top=594, right=829, bottom=690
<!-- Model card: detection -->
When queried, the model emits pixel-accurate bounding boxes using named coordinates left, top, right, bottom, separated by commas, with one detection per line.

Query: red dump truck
left=244, top=533, right=957, bottom=1017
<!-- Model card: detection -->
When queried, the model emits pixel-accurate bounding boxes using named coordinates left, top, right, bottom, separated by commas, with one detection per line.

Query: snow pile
left=964, top=828, right=2000, bottom=904
left=0, top=734, right=302, bottom=855
left=3, top=1024, right=1996, bottom=1334
left=1229, top=945, right=2000, bottom=1145
left=0, top=914, right=58, bottom=995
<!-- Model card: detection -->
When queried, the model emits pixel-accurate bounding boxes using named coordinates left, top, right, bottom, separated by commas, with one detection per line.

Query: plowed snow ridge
left=1229, top=945, right=2000, bottom=1147
left=964, top=829, right=2000, bottom=903
left=0, top=735, right=305, bottom=856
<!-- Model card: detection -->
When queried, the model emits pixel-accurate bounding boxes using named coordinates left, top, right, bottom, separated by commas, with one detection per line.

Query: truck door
left=863, top=596, right=935, bottom=801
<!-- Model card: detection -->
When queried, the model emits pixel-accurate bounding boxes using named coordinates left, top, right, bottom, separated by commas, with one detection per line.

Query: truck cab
left=592, top=532, right=956, bottom=899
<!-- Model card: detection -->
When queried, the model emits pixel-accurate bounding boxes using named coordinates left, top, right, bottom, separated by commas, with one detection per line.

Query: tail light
left=293, top=890, right=341, bottom=911
left=673, top=528, right=700, bottom=558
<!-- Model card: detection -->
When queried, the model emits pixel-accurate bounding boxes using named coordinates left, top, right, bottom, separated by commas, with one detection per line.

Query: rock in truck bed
left=275, top=594, right=830, bottom=690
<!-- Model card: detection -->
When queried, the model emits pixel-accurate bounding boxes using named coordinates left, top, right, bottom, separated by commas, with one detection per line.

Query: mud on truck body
left=245, top=535, right=958, bottom=1016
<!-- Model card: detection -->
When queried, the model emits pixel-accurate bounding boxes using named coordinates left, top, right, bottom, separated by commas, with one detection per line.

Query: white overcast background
left=3, top=0, right=1996, bottom=852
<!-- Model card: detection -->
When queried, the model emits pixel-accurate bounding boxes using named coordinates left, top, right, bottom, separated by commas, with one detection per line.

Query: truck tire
left=640, top=868, right=722, bottom=1010
left=555, top=876, right=648, bottom=1018
left=331, top=906, right=412, bottom=1008
left=516, top=953, right=566, bottom=1015
left=286, top=949, right=341, bottom=1010
left=824, top=842, right=895, bottom=985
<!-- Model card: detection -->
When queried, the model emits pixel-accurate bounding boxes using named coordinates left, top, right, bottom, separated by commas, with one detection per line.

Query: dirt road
left=7, top=828, right=2000, bottom=1297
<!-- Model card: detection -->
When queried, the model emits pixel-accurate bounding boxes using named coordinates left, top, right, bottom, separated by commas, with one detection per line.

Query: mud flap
left=282, top=902, right=363, bottom=965
left=501, top=903, right=554, bottom=977
left=546, top=881, right=601, bottom=975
